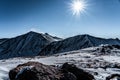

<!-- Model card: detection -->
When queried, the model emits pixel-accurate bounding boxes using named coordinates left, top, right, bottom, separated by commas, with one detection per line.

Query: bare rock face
left=9, top=62, right=94, bottom=80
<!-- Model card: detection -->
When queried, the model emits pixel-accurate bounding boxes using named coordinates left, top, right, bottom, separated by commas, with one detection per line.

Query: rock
left=61, top=63, right=94, bottom=80
left=94, top=72, right=98, bottom=75
left=9, top=62, right=59, bottom=80
left=60, top=72, right=77, bottom=80
left=9, top=62, right=94, bottom=80
left=106, top=74, right=120, bottom=80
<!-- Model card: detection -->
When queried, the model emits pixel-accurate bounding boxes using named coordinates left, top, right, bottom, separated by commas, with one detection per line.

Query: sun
left=68, top=0, right=87, bottom=16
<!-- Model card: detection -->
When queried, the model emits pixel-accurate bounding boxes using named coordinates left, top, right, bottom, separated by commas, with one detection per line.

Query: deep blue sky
left=0, top=0, right=120, bottom=38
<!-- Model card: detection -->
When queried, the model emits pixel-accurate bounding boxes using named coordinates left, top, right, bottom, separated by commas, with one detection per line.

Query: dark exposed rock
left=113, top=45, right=120, bottom=49
left=61, top=63, right=94, bottom=80
left=106, top=74, right=120, bottom=80
left=60, top=72, right=77, bottom=80
left=92, top=44, right=120, bottom=56
left=9, top=62, right=59, bottom=80
left=9, top=62, right=94, bottom=80
left=94, top=72, right=98, bottom=75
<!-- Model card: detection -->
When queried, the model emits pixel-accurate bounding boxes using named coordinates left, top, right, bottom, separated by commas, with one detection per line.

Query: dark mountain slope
left=0, top=31, right=60, bottom=59
left=39, top=34, right=120, bottom=55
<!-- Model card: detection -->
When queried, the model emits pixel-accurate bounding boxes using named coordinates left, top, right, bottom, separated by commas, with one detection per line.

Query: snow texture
left=1, top=46, right=120, bottom=80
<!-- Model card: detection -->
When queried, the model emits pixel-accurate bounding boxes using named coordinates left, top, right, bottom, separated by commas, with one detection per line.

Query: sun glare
left=69, top=0, right=87, bottom=16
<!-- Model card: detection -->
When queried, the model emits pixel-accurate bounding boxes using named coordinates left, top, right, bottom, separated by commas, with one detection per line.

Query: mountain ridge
left=38, top=34, right=120, bottom=55
left=0, top=32, right=120, bottom=59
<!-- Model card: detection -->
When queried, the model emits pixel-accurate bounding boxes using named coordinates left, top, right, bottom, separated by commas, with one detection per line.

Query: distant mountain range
left=0, top=31, right=120, bottom=59
left=39, top=34, right=120, bottom=55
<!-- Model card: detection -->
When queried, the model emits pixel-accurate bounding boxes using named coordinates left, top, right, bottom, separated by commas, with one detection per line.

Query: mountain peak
left=26, top=31, right=42, bottom=35
left=0, top=31, right=61, bottom=59
left=74, top=34, right=92, bottom=38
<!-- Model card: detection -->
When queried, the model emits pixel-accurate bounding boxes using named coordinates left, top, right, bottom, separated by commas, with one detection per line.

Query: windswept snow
left=0, top=46, right=120, bottom=80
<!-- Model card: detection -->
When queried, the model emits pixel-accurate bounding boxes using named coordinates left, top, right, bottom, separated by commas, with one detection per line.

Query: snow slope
left=1, top=46, right=120, bottom=80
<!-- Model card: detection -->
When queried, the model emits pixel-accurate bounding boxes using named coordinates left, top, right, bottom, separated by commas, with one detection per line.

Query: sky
left=0, top=0, right=120, bottom=38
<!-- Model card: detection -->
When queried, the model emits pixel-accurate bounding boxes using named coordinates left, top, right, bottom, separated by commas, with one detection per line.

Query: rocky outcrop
left=9, top=62, right=59, bottom=80
left=106, top=74, right=120, bottom=80
left=61, top=63, right=94, bottom=80
left=98, top=45, right=120, bottom=53
left=92, top=44, right=120, bottom=56
left=9, top=62, right=94, bottom=80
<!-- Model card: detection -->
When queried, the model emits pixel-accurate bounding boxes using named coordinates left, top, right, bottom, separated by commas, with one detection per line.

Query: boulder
left=61, top=63, right=94, bottom=80
left=9, top=62, right=60, bottom=80
left=9, top=62, right=94, bottom=80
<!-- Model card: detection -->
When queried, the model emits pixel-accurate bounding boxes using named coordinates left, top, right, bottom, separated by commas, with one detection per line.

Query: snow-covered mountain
left=0, top=31, right=61, bottom=59
left=39, top=34, right=120, bottom=55
left=0, top=32, right=120, bottom=59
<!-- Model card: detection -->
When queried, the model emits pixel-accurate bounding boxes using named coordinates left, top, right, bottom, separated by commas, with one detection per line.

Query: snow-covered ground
left=0, top=47, right=120, bottom=80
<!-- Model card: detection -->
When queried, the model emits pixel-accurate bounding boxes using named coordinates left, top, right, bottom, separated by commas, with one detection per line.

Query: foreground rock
left=9, top=62, right=94, bottom=80
left=62, top=63, right=94, bottom=80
